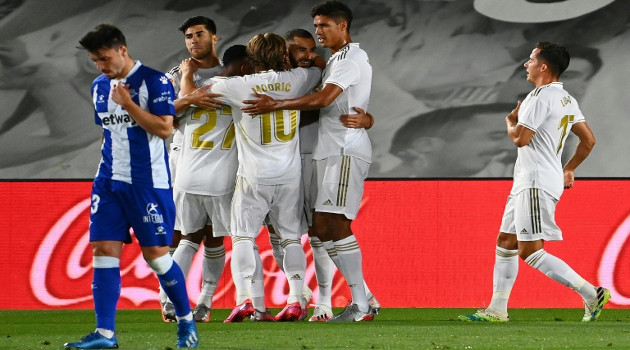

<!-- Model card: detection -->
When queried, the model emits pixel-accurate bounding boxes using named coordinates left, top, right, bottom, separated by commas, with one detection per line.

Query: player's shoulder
left=166, top=65, right=181, bottom=77
left=93, top=74, right=109, bottom=86
left=341, top=43, right=368, bottom=59
left=531, top=82, right=565, bottom=98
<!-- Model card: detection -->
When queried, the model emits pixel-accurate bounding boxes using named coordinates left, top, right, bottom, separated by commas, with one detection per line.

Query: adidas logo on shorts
left=322, top=199, right=334, bottom=206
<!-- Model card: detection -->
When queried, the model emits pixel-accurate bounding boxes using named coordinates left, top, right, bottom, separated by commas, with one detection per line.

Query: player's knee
left=496, top=232, right=517, bottom=250
left=204, top=234, right=224, bottom=248
left=182, top=229, right=205, bottom=244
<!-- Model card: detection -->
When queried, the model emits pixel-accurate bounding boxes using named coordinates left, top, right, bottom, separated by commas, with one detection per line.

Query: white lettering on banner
left=598, top=213, right=630, bottom=305
left=30, top=199, right=93, bottom=306
left=30, top=198, right=158, bottom=306
left=29, top=197, right=338, bottom=307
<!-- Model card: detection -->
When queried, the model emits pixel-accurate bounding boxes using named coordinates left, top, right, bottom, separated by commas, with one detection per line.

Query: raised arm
left=173, top=59, right=223, bottom=113
left=505, top=100, right=534, bottom=147
left=563, top=121, right=596, bottom=189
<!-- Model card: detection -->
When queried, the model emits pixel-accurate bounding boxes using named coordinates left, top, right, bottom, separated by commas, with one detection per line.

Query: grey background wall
left=0, top=0, right=627, bottom=178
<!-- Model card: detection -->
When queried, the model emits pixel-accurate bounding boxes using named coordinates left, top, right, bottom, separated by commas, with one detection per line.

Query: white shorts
left=231, top=176, right=304, bottom=240
left=499, top=188, right=562, bottom=241
left=302, top=153, right=316, bottom=227
left=177, top=191, right=232, bottom=237
left=314, top=155, right=369, bottom=220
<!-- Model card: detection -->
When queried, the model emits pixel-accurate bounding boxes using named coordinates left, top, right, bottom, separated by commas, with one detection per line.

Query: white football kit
left=501, top=82, right=586, bottom=241
left=166, top=65, right=224, bottom=231
left=211, top=68, right=321, bottom=238
left=174, top=76, right=238, bottom=236
left=313, top=43, right=372, bottom=219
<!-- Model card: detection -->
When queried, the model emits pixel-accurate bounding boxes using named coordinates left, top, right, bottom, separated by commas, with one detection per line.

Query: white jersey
left=174, top=76, right=238, bottom=195
left=165, top=66, right=224, bottom=147
left=211, top=68, right=321, bottom=185
left=511, top=82, right=585, bottom=199
left=313, top=43, right=372, bottom=163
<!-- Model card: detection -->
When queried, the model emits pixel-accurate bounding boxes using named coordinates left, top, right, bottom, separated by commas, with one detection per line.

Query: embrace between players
left=67, top=0, right=605, bottom=349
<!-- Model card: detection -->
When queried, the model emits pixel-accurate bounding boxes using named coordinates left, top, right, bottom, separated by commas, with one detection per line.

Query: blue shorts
left=90, top=178, right=175, bottom=247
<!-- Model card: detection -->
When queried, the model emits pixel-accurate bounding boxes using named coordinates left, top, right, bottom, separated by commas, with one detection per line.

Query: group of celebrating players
left=64, top=0, right=611, bottom=348
left=66, top=1, right=379, bottom=349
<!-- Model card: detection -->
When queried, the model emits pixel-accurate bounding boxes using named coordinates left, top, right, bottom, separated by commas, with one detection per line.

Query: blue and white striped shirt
left=91, top=61, right=175, bottom=189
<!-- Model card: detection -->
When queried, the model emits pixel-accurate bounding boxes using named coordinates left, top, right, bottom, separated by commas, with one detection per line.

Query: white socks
left=230, top=237, right=256, bottom=305
left=488, top=246, right=518, bottom=315
left=282, top=239, right=307, bottom=304
left=197, top=245, right=225, bottom=308
left=334, top=235, right=368, bottom=312
left=309, top=236, right=334, bottom=308
left=525, top=249, right=596, bottom=301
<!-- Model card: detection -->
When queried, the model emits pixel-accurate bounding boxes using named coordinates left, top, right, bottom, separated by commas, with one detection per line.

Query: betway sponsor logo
left=102, top=113, right=137, bottom=126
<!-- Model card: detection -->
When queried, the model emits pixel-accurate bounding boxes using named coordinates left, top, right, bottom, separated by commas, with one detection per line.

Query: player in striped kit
left=66, top=24, right=198, bottom=349
left=459, top=42, right=608, bottom=323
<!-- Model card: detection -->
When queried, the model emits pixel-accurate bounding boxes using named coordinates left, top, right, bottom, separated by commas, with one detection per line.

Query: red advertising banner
left=2, top=180, right=629, bottom=310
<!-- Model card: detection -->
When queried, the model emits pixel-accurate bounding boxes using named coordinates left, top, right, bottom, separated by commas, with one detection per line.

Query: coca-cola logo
left=598, top=212, right=630, bottom=305
left=29, top=196, right=349, bottom=308
left=26, top=190, right=630, bottom=308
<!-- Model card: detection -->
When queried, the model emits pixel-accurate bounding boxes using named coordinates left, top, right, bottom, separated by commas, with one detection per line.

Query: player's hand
left=340, top=107, right=373, bottom=129
left=186, top=84, right=222, bottom=109
left=506, top=100, right=521, bottom=125
left=179, top=58, right=199, bottom=77
left=563, top=169, right=575, bottom=189
left=111, top=82, right=132, bottom=107
left=242, top=93, right=277, bottom=115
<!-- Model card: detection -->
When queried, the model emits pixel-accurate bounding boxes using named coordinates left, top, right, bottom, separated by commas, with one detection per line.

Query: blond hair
left=246, top=33, right=287, bottom=71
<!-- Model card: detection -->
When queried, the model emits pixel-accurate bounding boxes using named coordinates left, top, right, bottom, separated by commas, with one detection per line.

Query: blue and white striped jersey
left=91, top=61, right=176, bottom=189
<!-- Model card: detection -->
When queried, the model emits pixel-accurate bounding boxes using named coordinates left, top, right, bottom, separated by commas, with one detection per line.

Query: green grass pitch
left=1, top=308, right=629, bottom=349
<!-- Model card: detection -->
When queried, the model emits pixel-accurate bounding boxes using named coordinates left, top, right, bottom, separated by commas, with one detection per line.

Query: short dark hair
left=284, top=28, right=314, bottom=43
left=536, top=42, right=570, bottom=77
left=79, top=23, right=126, bottom=52
left=178, top=16, right=217, bottom=34
left=222, top=45, right=247, bottom=67
left=390, top=103, right=514, bottom=156
left=311, top=1, right=353, bottom=31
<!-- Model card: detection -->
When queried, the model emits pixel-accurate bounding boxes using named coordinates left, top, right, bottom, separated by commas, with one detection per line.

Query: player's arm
left=111, top=82, right=173, bottom=139
left=563, top=121, right=596, bottom=189
left=340, top=107, right=374, bottom=129
left=505, top=100, right=533, bottom=147
left=242, top=82, right=342, bottom=115
left=174, top=59, right=222, bottom=112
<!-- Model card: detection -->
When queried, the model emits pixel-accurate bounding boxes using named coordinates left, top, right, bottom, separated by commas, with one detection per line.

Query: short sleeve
left=518, top=96, right=550, bottom=132
left=148, top=74, right=176, bottom=117
left=324, top=59, right=360, bottom=90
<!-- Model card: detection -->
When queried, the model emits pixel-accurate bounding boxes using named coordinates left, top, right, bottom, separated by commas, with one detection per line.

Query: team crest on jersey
left=143, top=203, right=164, bottom=224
